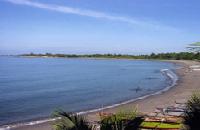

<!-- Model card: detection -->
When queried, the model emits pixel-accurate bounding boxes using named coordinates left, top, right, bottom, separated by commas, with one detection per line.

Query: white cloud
left=4, top=0, right=177, bottom=31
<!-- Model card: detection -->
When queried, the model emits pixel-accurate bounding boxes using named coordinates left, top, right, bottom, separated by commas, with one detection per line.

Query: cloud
left=4, top=0, right=177, bottom=31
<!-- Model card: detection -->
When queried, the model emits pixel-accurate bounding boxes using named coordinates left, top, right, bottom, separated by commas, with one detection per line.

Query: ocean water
left=0, top=57, right=177, bottom=126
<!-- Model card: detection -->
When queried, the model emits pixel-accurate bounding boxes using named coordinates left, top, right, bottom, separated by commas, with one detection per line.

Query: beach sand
left=9, top=60, right=200, bottom=130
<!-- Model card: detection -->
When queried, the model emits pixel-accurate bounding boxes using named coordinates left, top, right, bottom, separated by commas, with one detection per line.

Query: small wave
left=0, top=117, right=61, bottom=130
left=160, top=69, right=178, bottom=88
left=0, top=69, right=178, bottom=129
left=77, top=69, right=178, bottom=115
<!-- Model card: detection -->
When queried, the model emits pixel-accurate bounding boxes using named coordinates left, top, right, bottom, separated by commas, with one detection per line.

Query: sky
left=0, top=0, right=200, bottom=55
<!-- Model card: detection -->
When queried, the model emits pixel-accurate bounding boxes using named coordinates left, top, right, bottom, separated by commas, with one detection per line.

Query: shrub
left=184, top=92, right=200, bottom=130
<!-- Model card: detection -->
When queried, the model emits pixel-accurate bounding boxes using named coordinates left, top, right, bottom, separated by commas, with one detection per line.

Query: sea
left=0, top=56, right=178, bottom=128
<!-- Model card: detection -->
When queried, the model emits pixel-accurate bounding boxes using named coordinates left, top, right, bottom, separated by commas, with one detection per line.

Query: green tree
left=52, top=110, right=92, bottom=130
left=184, top=92, right=200, bottom=130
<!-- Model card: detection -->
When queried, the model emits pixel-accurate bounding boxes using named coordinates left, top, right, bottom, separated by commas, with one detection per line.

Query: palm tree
left=184, top=93, right=200, bottom=130
left=52, top=110, right=92, bottom=130
left=100, top=109, right=143, bottom=130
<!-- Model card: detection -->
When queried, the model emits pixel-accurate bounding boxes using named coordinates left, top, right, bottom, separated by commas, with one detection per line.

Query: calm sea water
left=0, top=57, right=176, bottom=125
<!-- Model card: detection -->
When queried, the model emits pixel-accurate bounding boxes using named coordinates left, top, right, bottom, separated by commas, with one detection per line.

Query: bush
left=100, top=109, right=144, bottom=130
left=184, top=92, right=200, bottom=130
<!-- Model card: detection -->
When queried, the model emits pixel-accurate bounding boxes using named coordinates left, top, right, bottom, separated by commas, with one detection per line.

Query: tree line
left=20, top=52, right=200, bottom=60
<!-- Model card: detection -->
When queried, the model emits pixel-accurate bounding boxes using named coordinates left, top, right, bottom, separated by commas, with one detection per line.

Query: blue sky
left=0, top=0, right=200, bottom=54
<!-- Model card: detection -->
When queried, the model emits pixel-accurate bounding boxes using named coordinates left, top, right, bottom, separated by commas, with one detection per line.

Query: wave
left=0, top=69, right=178, bottom=130
left=0, top=117, right=61, bottom=130
left=0, top=117, right=62, bottom=130
left=78, top=68, right=178, bottom=115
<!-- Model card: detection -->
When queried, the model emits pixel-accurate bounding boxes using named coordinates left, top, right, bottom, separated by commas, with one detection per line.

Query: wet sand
left=8, top=60, right=200, bottom=130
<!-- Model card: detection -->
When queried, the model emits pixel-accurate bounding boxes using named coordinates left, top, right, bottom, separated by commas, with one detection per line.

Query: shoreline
left=87, top=60, right=200, bottom=120
left=77, top=68, right=178, bottom=115
left=0, top=67, right=177, bottom=130
left=2, top=60, right=200, bottom=130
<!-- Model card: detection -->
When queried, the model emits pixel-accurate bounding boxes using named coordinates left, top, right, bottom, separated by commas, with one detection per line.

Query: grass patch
left=140, top=121, right=181, bottom=129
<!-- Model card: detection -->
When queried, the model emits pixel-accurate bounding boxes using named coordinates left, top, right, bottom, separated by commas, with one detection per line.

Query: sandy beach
left=7, top=60, right=200, bottom=130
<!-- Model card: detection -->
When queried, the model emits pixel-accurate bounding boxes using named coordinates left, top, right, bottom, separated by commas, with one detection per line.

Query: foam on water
left=78, top=68, right=178, bottom=114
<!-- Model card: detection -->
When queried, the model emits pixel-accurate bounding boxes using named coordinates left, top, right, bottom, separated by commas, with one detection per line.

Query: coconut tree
left=183, top=93, right=200, bottom=130
left=52, top=110, right=92, bottom=130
